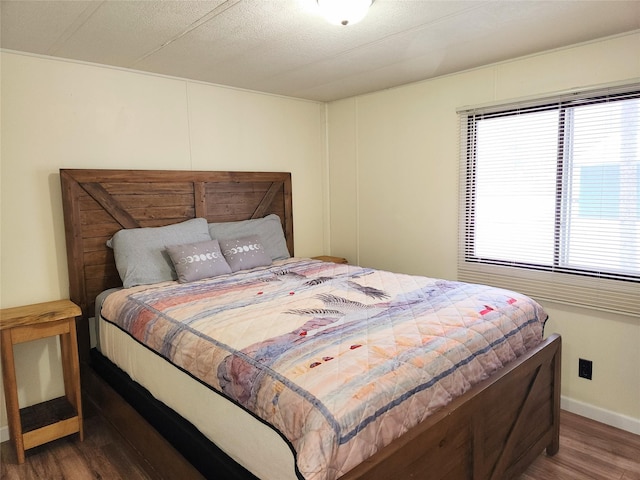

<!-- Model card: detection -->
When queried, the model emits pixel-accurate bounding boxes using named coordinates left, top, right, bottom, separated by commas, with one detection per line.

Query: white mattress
left=95, top=316, right=299, bottom=480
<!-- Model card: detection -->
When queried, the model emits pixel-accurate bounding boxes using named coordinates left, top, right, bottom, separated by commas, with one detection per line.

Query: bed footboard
left=339, top=333, right=561, bottom=480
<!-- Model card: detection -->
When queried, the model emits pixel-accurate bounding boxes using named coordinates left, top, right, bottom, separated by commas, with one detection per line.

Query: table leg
left=1, top=330, right=25, bottom=464
left=60, top=320, right=83, bottom=441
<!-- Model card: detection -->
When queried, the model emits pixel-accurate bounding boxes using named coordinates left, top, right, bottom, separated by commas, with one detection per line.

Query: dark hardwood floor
left=0, top=411, right=153, bottom=480
left=1, top=409, right=638, bottom=479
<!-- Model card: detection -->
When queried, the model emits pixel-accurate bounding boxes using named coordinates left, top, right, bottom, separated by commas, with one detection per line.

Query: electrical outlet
left=578, top=358, right=593, bottom=380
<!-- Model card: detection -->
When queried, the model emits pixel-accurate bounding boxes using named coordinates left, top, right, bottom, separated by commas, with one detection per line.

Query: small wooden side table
left=0, top=299, right=83, bottom=463
left=312, top=255, right=348, bottom=264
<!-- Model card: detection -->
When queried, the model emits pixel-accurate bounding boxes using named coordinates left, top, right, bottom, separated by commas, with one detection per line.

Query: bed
left=60, top=169, right=561, bottom=480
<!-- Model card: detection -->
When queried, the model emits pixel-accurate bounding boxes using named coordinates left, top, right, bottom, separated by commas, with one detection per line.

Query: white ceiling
left=1, top=0, right=639, bottom=102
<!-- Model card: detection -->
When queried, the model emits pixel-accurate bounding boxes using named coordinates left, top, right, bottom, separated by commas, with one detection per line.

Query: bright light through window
left=564, top=100, right=640, bottom=275
left=474, top=110, right=558, bottom=265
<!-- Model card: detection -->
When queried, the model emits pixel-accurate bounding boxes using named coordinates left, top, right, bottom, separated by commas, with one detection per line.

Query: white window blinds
left=458, top=84, right=640, bottom=316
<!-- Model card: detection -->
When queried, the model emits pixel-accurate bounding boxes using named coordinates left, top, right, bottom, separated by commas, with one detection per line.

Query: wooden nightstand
left=312, top=256, right=348, bottom=264
left=0, top=299, right=83, bottom=464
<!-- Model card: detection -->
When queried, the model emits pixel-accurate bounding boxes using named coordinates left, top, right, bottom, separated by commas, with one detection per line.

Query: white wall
left=328, top=32, right=640, bottom=432
left=0, top=52, right=328, bottom=431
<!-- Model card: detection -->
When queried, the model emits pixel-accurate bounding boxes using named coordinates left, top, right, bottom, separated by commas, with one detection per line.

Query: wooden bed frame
left=60, top=168, right=561, bottom=480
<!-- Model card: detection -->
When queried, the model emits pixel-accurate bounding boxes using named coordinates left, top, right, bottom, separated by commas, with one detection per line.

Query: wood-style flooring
left=1, top=410, right=638, bottom=479
left=0, top=412, right=152, bottom=480
left=520, top=411, right=640, bottom=480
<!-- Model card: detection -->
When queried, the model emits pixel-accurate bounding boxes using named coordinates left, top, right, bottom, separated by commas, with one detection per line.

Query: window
left=459, top=85, right=640, bottom=316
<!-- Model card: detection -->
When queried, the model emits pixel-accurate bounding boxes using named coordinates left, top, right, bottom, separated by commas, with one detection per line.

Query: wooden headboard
left=60, top=169, right=293, bottom=355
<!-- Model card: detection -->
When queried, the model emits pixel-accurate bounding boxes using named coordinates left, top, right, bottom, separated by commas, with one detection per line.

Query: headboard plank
left=61, top=172, right=88, bottom=309
left=194, top=182, right=207, bottom=218
left=82, top=182, right=140, bottom=229
left=252, top=182, right=283, bottom=219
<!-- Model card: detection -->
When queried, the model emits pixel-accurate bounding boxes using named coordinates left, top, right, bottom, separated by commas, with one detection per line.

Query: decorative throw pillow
left=166, top=239, right=232, bottom=283
left=219, top=235, right=272, bottom=272
left=208, top=214, right=290, bottom=261
left=108, top=218, right=211, bottom=288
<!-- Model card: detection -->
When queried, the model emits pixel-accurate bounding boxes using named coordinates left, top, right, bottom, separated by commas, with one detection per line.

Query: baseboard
left=561, top=395, right=640, bottom=435
left=1, top=425, right=8, bottom=443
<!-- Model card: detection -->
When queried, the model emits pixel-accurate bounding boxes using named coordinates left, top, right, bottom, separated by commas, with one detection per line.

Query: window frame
left=458, top=83, right=640, bottom=317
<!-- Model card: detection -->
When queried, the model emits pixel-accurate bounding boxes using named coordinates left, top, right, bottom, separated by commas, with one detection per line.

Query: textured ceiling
left=1, top=0, right=639, bottom=102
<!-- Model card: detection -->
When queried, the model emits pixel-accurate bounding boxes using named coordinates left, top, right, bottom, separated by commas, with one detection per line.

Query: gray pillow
left=166, top=239, right=232, bottom=283
left=219, top=235, right=272, bottom=272
left=109, top=218, right=211, bottom=288
left=208, top=214, right=290, bottom=261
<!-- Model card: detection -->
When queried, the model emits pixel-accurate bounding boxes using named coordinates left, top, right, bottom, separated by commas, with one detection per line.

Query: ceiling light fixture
left=317, top=0, right=373, bottom=26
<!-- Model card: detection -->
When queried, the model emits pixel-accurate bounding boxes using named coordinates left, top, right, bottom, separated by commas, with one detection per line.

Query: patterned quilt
left=100, top=258, right=547, bottom=480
